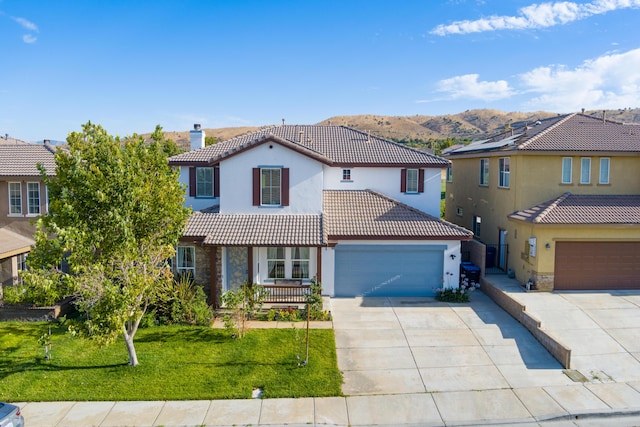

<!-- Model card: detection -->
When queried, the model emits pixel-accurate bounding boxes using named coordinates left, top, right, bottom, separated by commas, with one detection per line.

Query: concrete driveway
left=330, top=292, right=574, bottom=396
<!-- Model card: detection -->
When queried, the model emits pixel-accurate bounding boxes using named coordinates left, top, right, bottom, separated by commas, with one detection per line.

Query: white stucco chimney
left=190, top=124, right=205, bottom=151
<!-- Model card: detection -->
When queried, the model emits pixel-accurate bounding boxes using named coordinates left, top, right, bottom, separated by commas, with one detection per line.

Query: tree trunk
left=123, top=329, right=139, bottom=366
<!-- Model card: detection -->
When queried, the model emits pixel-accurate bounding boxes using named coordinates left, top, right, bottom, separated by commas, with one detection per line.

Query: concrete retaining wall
left=481, top=278, right=572, bottom=369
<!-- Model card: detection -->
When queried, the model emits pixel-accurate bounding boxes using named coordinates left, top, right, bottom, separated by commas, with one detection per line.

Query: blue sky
left=2, top=0, right=640, bottom=142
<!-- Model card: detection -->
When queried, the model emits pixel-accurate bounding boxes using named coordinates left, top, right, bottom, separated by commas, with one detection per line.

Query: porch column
left=209, top=246, right=218, bottom=308
left=247, top=246, right=254, bottom=284
left=316, top=246, right=322, bottom=283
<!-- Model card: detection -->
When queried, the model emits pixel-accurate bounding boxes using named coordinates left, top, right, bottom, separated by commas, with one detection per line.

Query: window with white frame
left=267, top=247, right=286, bottom=279
left=472, top=215, right=481, bottom=237
left=176, top=246, right=195, bottom=276
left=16, top=253, right=27, bottom=284
left=599, top=158, right=610, bottom=184
left=580, top=157, right=591, bottom=184
left=446, top=167, right=453, bottom=182
left=27, top=182, right=40, bottom=215
left=267, top=247, right=311, bottom=280
left=561, top=157, right=572, bottom=184
left=261, top=168, right=281, bottom=205
left=406, top=168, right=419, bottom=193
left=498, top=158, right=510, bottom=188
left=196, top=167, right=214, bottom=197
left=9, top=182, right=22, bottom=215
left=456, top=206, right=463, bottom=216
left=479, top=159, right=489, bottom=186
left=342, top=169, right=351, bottom=181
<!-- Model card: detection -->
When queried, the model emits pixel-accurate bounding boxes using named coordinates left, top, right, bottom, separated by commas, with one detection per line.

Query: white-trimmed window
left=456, top=207, right=463, bottom=217
left=267, top=247, right=311, bottom=280
left=561, top=157, right=572, bottom=184
left=499, top=158, right=510, bottom=188
left=472, top=216, right=481, bottom=237
left=599, top=158, right=610, bottom=184
left=580, top=157, right=591, bottom=184
left=261, top=168, right=281, bottom=206
left=479, top=159, right=489, bottom=186
left=196, top=167, right=214, bottom=197
left=342, top=169, right=351, bottom=181
left=267, top=247, right=286, bottom=279
left=27, top=182, right=41, bottom=215
left=406, top=168, right=419, bottom=193
left=176, top=246, right=195, bottom=276
left=446, top=167, right=453, bottom=182
left=9, top=182, right=22, bottom=215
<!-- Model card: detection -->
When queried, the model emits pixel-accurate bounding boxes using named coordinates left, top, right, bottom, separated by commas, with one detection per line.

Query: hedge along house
left=444, top=112, right=640, bottom=291
left=169, top=124, right=472, bottom=306
left=0, top=140, right=56, bottom=293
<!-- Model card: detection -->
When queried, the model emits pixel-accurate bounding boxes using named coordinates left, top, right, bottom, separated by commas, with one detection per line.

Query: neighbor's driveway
left=330, top=292, right=575, bottom=396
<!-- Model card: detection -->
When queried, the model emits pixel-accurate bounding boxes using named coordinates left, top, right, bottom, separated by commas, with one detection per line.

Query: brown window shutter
left=281, top=168, right=290, bottom=206
left=400, top=169, right=407, bottom=193
left=252, top=168, right=260, bottom=206
left=214, top=166, right=220, bottom=197
left=189, top=167, right=196, bottom=197
left=418, top=169, right=425, bottom=193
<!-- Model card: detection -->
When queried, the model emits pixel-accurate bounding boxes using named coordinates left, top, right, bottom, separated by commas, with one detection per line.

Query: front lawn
left=0, top=322, right=342, bottom=401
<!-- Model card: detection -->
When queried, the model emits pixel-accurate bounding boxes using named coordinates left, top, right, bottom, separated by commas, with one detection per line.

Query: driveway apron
left=330, top=292, right=573, bottom=397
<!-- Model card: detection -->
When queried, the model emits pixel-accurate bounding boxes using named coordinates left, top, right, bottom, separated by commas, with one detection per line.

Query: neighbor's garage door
left=334, top=245, right=444, bottom=297
left=555, top=242, right=640, bottom=290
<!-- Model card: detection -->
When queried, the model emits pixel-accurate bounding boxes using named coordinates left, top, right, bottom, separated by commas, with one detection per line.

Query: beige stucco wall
left=445, top=152, right=640, bottom=286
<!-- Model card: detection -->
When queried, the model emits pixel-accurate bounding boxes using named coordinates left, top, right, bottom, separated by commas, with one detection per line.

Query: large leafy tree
left=24, top=122, right=190, bottom=366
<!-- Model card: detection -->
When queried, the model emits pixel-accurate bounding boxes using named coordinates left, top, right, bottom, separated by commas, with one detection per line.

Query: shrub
left=153, top=274, right=213, bottom=326
left=435, top=274, right=480, bottom=303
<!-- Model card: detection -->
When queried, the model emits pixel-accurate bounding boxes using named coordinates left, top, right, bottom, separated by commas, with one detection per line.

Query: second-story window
left=561, top=157, right=572, bottom=184
left=446, top=167, right=453, bottom=182
left=580, top=157, right=591, bottom=184
left=406, top=169, right=419, bottom=193
left=27, top=182, right=41, bottom=215
left=261, top=168, right=281, bottom=205
left=196, top=167, right=214, bottom=197
left=342, top=169, right=351, bottom=181
left=599, top=158, right=610, bottom=184
left=499, top=158, right=510, bottom=188
left=9, top=182, right=22, bottom=215
left=479, top=159, right=489, bottom=186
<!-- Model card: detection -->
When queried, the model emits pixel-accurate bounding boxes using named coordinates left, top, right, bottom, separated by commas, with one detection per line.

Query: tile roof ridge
left=518, top=113, right=576, bottom=150
left=534, top=192, right=572, bottom=224
left=345, top=126, right=444, bottom=158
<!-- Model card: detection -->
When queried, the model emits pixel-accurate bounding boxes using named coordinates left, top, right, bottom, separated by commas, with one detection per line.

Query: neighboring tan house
left=0, top=140, right=56, bottom=290
left=444, top=113, right=640, bottom=291
left=169, top=124, right=472, bottom=305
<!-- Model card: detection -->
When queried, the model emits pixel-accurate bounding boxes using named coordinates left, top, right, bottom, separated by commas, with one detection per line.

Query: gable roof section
left=448, top=113, right=640, bottom=155
left=169, top=125, right=448, bottom=167
left=0, top=227, right=34, bottom=259
left=323, top=189, right=472, bottom=241
left=508, top=193, right=640, bottom=225
left=183, top=212, right=323, bottom=246
left=0, top=143, right=57, bottom=176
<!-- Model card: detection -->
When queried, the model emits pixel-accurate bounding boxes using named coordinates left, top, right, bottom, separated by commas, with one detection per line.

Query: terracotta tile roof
left=508, top=193, right=640, bottom=224
left=0, top=143, right=57, bottom=176
left=323, top=189, right=472, bottom=240
left=183, top=213, right=323, bottom=246
left=447, top=113, right=640, bottom=155
left=169, top=125, right=449, bottom=167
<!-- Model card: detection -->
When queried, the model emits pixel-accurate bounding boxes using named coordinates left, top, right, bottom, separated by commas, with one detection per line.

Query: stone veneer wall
left=531, top=272, right=554, bottom=291
left=481, top=278, right=572, bottom=369
left=193, top=245, right=222, bottom=307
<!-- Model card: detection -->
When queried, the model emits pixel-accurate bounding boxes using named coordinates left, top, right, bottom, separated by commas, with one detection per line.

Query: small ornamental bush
left=435, top=274, right=480, bottom=303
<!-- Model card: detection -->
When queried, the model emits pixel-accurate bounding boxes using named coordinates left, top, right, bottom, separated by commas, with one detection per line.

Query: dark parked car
left=0, top=402, right=24, bottom=427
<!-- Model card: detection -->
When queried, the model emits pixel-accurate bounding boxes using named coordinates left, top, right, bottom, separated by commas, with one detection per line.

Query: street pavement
left=14, top=277, right=640, bottom=426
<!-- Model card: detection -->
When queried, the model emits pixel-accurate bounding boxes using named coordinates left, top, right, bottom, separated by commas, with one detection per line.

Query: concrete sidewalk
left=14, top=290, right=640, bottom=426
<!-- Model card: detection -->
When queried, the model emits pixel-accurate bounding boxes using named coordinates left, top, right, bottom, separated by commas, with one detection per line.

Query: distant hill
left=143, top=108, right=640, bottom=151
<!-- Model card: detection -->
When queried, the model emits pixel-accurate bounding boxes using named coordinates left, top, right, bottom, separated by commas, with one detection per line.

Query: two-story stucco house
left=169, top=124, right=472, bottom=304
left=444, top=113, right=640, bottom=291
left=0, top=140, right=56, bottom=289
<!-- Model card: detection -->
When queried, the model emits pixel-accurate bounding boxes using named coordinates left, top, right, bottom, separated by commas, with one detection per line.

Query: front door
left=226, top=247, right=248, bottom=290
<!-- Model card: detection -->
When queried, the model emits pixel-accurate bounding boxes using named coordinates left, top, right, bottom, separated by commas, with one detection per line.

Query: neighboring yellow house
left=444, top=113, right=640, bottom=291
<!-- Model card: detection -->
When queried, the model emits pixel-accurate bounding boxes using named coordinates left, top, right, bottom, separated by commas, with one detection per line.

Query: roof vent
left=367, top=130, right=371, bottom=142
left=282, top=118, right=285, bottom=125
left=603, top=110, right=606, bottom=124
left=43, top=139, right=50, bottom=145
left=581, top=108, right=585, bottom=114
left=299, top=130, right=304, bottom=142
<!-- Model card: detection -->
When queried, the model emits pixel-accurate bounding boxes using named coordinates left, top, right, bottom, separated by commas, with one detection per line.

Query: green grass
left=0, top=322, right=342, bottom=401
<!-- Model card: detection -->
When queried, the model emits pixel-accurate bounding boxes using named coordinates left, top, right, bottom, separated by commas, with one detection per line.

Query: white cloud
left=521, top=48, right=640, bottom=111
left=22, top=34, right=37, bottom=44
left=431, top=0, right=640, bottom=35
left=435, top=74, right=514, bottom=101
left=12, top=16, right=38, bottom=32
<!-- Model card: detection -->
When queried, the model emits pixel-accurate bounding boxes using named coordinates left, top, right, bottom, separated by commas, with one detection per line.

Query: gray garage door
left=334, top=244, right=445, bottom=297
